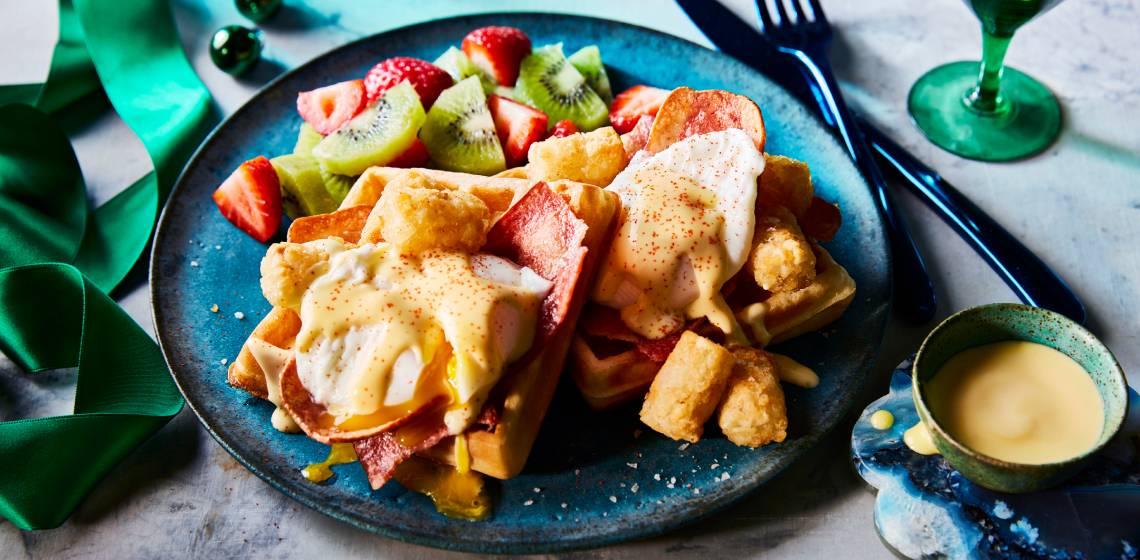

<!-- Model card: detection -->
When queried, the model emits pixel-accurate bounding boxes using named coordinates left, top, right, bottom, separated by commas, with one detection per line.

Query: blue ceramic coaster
left=852, top=357, right=1140, bottom=559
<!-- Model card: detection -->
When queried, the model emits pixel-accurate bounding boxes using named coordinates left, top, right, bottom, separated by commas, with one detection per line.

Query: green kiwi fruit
left=515, top=44, right=609, bottom=131
left=568, top=45, right=613, bottom=104
left=434, top=46, right=496, bottom=94
left=293, top=122, right=324, bottom=156
left=320, top=163, right=354, bottom=204
left=312, top=81, right=425, bottom=176
left=419, top=76, right=506, bottom=175
left=271, top=154, right=338, bottom=218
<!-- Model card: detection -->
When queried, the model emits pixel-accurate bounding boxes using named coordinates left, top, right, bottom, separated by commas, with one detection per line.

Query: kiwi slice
left=568, top=45, right=613, bottom=104
left=419, top=76, right=506, bottom=175
left=271, top=154, right=338, bottom=218
left=293, top=123, right=324, bottom=156
left=434, top=46, right=496, bottom=94
left=320, top=163, right=354, bottom=204
left=515, top=44, right=609, bottom=131
left=312, top=81, right=426, bottom=176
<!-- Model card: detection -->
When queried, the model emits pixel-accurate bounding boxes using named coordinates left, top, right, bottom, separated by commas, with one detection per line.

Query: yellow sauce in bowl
left=926, top=341, right=1104, bottom=464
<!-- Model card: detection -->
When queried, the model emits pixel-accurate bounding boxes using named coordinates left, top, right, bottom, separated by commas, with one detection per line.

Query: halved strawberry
left=610, top=85, right=669, bottom=134
left=387, top=138, right=430, bottom=168
left=549, top=119, right=578, bottom=138
left=213, top=156, right=281, bottom=243
left=363, top=57, right=453, bottom=108
left=488, top=94, right=548, bottom=167
left=296, top=80, right=366, bottom=135
left=462, top=26, right=532, bottom=86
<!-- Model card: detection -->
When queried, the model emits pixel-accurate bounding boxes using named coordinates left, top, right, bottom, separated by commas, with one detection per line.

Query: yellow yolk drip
left=598, top=169, right=744, bottom=342
left=904, top=422, right=939, bottom=455
left=301, top=443, right=358, bottom=483
left=292, top=246, right=546, bottom=434
left=927, top=341, right=1103, bottom=464
left=870, top=410, right=894, bottom=430
left=394, top=457, right=490, bottom=521
left=454, top=433, right=471, bottom=475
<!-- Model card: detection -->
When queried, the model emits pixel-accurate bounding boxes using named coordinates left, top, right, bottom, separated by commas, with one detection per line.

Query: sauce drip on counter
left=903, top=422, right=939, bottom=455
left=870, top=410, right=894, bottom=430
left=927, top=341, right=1103, bottom=464
left=394, top=457, right=490, bottom=521
left=301, top=443, right=358, bottom=483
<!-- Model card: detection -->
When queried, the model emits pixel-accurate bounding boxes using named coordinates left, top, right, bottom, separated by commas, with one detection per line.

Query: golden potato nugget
left=526, top=127, right=624, bottom=187
left=646, top=87, right=766, bottom=153
left=758, top=154, right=813, bottom=219
left=639, top=331, right=735, bottom=443
left=749, top=205, right=816, bottom=292
left=800, top=196, right=842, bottom=242
left=360, top=176, right=491, bottom=252
left=260, top=238, right=347, bottom=309
left=717, top=346, right=788, bottom=448
left=342, top=167, right=517, bottom=214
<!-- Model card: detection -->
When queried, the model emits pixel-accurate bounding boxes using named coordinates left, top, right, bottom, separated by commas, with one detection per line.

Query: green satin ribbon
left=0, top=0, right=215, bottom=529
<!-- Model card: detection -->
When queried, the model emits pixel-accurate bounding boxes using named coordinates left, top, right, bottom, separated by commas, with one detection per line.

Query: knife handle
left=790, top=52, right=937, bottom=324
left=858, top=122, right=1086, bottom=324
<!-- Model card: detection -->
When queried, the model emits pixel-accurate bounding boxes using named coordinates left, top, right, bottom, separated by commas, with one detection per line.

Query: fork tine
left=773, top=0, right=791, bottom=26
left=807, top=0, right=828, bottom=24
left=791, top=0, right=810, bottom=22
left=754, top=0, right=775, bottom=30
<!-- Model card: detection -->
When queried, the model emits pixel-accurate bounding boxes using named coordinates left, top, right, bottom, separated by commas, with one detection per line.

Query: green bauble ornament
left=210, top=25, right=262, bottom=76
left=236, top=0, right=282, bottom=23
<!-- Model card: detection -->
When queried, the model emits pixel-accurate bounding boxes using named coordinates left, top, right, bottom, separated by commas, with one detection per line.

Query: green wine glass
left=908, top=0, right=1064, bottom=161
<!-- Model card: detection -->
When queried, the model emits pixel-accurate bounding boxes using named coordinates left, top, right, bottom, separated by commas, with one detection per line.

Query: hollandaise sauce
left=301, top=443, right=358, bottom=483
left=292, top=245, right=548, bottom=434
left=394, top=456, right=490, bottom=521
left=925, top=341, right=1104, bottom=464
left=592, top=129, right=764, bottom=344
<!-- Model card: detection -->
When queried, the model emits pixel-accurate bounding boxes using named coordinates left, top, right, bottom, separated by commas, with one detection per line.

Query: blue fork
left=751, top=0, right=937, bottom=323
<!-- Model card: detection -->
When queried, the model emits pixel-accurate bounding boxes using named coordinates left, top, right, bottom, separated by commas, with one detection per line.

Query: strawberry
left=296, top=80, right=366, bottom=135
left=549, top=119, right=578, bottom=138
left=609, top=85, right=669, bottom=134
left=388, top=138, right=431, bottom=168
left=363, top=57, right=453, bottom=108
left=213, top=156, right=281, bottom=243
left=488, top=94, right=548, bottom=167
left=462, top=26, right=532, bottom=86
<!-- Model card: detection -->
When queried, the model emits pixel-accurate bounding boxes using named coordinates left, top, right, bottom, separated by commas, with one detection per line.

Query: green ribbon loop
left=0, top=264, right=184, bottom=530
left=0, top=0, right=215, bottom=529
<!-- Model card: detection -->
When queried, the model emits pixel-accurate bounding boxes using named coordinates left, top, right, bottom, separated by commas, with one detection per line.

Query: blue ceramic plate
left=151, top=13, right=890, bottom=553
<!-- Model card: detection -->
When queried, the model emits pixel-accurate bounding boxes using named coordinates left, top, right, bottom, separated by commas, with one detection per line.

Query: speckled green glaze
left=912, top=303, right=1129, bottom=493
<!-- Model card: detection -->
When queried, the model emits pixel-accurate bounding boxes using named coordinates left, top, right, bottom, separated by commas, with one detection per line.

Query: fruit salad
left=214, top=26, right=663, bottom=241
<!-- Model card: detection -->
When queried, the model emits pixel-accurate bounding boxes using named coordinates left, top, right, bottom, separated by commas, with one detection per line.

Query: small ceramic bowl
left=912, top=303, right=1129, bottom=493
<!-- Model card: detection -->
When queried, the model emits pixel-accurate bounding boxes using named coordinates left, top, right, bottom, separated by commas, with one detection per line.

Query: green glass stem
left=967, top=30, right=1012, bottom=114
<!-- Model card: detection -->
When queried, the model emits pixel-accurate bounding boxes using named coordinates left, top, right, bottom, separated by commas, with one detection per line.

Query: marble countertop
left=1, top=0, right=1137, bottom=558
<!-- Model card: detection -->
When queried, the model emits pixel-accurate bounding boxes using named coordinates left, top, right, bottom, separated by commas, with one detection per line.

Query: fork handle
left=786, top=51, right=937, bottom=323
left=858, top=121, right=1086, bottom=324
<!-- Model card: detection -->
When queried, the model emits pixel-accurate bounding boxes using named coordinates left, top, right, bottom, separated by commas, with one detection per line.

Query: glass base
left=908, top=61, right=1061, bottom=161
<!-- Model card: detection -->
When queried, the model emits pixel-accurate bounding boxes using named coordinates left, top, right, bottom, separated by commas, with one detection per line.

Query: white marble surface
left=1, top=0, right=1138, bottom=558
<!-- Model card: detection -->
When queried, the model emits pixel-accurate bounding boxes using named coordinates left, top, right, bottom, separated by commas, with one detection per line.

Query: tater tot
left=526, top=127, right=625, bottom=187
left=260, top=239, right=346, bottom=309
left=749, top=205, right=817, bottom=292
left=639, top=331, right=735, bottom=443
left=360, top=172, right=490, bottom=253
left=758, top=154, right=813, bottom=219
left=717, top=347, right=788, bottom=448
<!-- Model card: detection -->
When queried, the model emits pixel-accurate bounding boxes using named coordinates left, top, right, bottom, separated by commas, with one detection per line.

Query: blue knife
left=675, top=0, right=1086, bottom=324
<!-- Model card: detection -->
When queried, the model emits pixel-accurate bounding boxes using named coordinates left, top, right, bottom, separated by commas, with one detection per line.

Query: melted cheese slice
left=294, top=244, right=551, bottom=433
left=592, top=129, right=764, bottom=342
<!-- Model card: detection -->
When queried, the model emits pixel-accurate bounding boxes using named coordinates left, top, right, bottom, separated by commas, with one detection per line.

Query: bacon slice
left=354, top=406, right=499, bottom=490
left=579, top=304, right=683, bottom=363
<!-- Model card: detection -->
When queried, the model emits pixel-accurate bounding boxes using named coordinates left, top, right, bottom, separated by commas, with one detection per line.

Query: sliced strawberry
left=548, top=119, right=579, bottom=138
left=362, top=57, right=453, bottom=108
left=462, top=26, right=532, bottom=86
left=213, top=156, right=281, bottom=243
left=296, top=80, right=366, bottom=135
left=610, top=85, right=669, bottom=134
left=487, top=94, right=548, bottom=167
left=387, top=138, right=430, bottom=168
